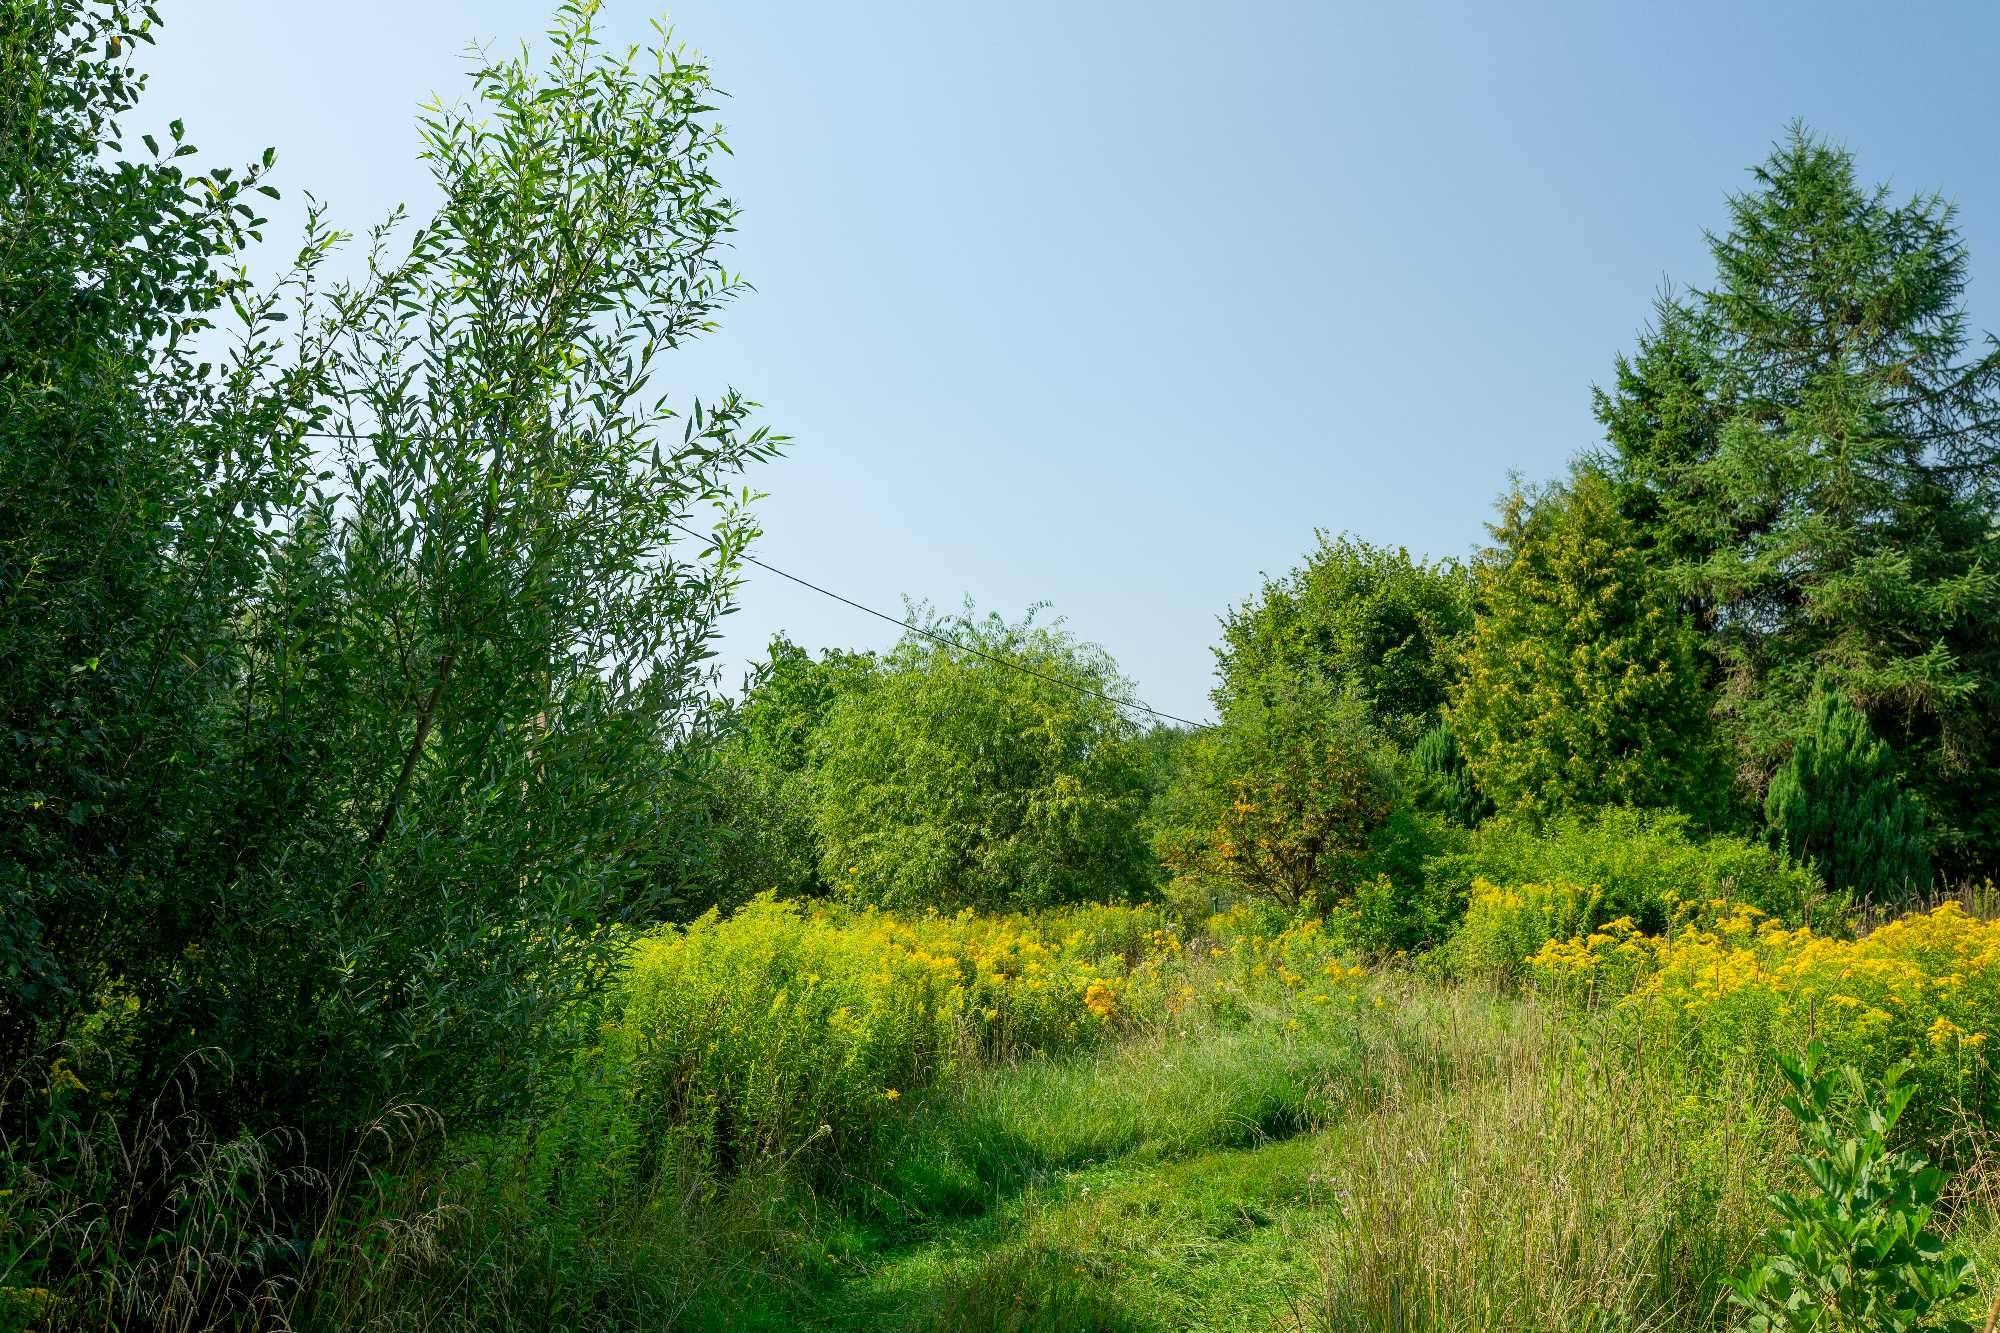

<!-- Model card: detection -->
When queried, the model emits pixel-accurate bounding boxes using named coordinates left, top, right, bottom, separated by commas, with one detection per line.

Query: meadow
left=228, top=881, right=2000, bottom=1330
left=12, top=2, right=2000, bottom=1329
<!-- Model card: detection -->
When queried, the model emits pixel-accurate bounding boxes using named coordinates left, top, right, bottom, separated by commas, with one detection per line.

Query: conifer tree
left=1764, top=683, right=1929, bottom=904
left=1449, top=469, right=1733, bottom=821
left=1411, top=721, right=1491, bottom=827
left=1596, top=125, right=2000, bottom=869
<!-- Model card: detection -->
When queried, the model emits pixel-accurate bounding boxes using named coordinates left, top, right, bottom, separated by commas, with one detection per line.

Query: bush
left=1153, top=682, right=1398, bottom=912
left=1529, top=901, right=2000, bottom=1139
left=1452, top=880, right=1611, bottom=986
left=812, top=608, right=1153, bottom=912
left=672, top=638, right=881, bottom=913
left=1730, top=1049, right=1977, bottom=1333
left=1426, top=806, right=1824, bottom=931
left=1766, top=682, right=1931, bottom=907
left=1325, top=809, right=1466, bottom=956
left=594, top=896, right=1170, bottom=1180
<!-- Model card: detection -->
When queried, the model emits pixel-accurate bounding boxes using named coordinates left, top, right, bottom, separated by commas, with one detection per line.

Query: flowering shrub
left=552, top=893, right=1376, bottom=1191
left=598, top=897, right=1139, bottom=1171
left=1450, top=879, right=1611, bottom=985
left=1424, top=808, right=1823, bottom=926
left=1527, top=901, right=2000, bottom=1129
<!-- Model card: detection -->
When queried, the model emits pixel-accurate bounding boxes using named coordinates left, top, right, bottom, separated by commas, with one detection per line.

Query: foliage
left=1, top=0, right=325, bottom=1069
left=690, top=637, right=879, bottom=909
left=1766, top=682, right=1930, bottom=906
left=529, top=894, right=1382, bottom=1199
left=2, top=0, right=778, bottom=1166
left=171, top=2, right=778, bottom=1150
left=1596, top=126, right=2000, bottom=873
left=1213, top=533, right=1474, bottom=750
left=732, top=634, right=881, bottom=777
left=1529, top=901, right=2000, bottom=1138
left=1427, top=806, right=1823, bottom=934
left=811, top=608, right=1153, bottom=912
left=1449, top=468, right=1735, bottom=821
left=1153, top=682, right=1397, bottom=912
left=1410, top=720, right=1493, bottom=827
left=1452, top=880, right=1616, bottom=987
left=1729, top=1049, right=1977, bottom=1333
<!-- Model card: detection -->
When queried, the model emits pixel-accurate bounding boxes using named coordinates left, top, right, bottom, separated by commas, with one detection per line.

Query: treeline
left=701, top=125, right=2000, bottom=935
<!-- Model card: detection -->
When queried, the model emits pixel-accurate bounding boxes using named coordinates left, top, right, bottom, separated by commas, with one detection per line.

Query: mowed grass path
left=707, top=983, right=1847, bottom=1332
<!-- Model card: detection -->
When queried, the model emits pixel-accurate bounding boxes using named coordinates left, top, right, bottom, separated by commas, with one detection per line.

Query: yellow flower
left=884, top=1087, right=901, bottom=1100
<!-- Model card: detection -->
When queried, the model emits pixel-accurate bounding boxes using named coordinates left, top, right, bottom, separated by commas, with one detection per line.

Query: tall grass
left=12, top=897, right=1997, bottom=1330
left=1306, top=991, right=1783, bottom=1331
left=0, top=1052, right=441, bottom=1333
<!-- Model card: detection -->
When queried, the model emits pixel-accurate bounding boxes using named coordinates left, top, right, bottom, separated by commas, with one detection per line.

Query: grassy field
left=658, top=981, right=1996, bottom=1331
left=310, top=924, right=1996, bottom=1332
left=15, top=895, right=1997, bottom=1331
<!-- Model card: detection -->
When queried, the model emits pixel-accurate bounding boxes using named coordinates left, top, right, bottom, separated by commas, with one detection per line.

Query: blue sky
left=142, top=2, right=2000, bottom=723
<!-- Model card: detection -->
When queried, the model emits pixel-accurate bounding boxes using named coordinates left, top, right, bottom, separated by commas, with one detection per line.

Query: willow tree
left=4, top=0, right=783, bottom=1156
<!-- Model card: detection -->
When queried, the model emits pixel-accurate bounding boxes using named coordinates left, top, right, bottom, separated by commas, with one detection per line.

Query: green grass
left=285, top=972, right=2000, bottom=1332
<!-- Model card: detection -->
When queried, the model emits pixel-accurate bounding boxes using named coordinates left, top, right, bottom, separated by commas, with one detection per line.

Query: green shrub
left=1730, top=1048, right=1976, bottom=1333
left=1766, top=683, right=1931, bottom=907
left=1327, top=809, right=1466, bottom=955
left=1450, top=880, right=1607, bottom=986
left=1426, top=806, right=1824, bottom=932
left=1152, top=682, right=1397, bottom=912
left=812, top=608, right=1153, bottom=912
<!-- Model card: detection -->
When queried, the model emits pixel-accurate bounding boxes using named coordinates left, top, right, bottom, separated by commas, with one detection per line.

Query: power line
left=299, top=429, right=1210, bottom=731
left=665, top=519, right=1208, bottom=731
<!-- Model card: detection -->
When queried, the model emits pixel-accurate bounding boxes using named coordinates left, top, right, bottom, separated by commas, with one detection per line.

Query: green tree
left=1153, top=682, right=1396, bottom=912
left=695, top=637, right=879, bottom=907
left=1410, top=721, right=1492, bottom=828
left=812, top=608, right=1153, bottom=912
left=1215, top=533, right=1474, bottom=750
left=1765, top=683, right=1929, bottom=905
left=2, top=0, right=781, bottom=1157
left=1596, top=126, right=2000, bottom=870
left=1448, top=469, right=1733, bottom=821
left=1, top=0, right=330, bottom=1062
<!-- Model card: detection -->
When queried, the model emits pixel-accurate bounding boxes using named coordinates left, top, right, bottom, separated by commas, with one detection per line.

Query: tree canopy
left=1596, top=126, right=2000, bottom=870
left=1449, top=469, right=1733, bottom=822
left=811, top=609, right=1154, bottom=912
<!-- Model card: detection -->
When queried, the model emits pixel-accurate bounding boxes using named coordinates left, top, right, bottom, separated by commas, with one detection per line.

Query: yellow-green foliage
left=1528, top=900, right=2000, bottom=1126
left=588, top=894, right=1371, bottom=1183
left=1451, top=879, right=1611, bottom=985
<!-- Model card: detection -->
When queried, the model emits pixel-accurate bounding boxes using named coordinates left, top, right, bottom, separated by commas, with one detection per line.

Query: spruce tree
left=1595, top=125, right=2000, bottom=871
left=1448, top=468, right=1733, bottom=821
left=1765, top=684, right=1929, bottom=904
left=1412, top=721, right=1492, bottom=827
